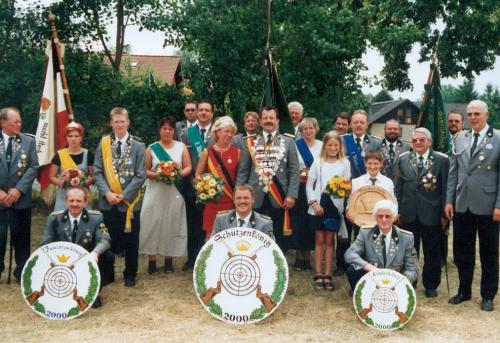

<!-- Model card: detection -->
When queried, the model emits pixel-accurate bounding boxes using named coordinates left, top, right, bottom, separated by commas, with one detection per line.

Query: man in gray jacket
left=345, top=200, right=419, bottom=290
left=211, top=184, right=273, bottom=238
left=42, top=187, right=112, bottom=307
left=236, top=106, right=299, bottom=252
left=445, top=100, right=500, bottom=311
left=395, top=128, right=449, bottom=298
left=0, top=107, right=39, bottom=282
left=94, top=107, right=146, bottom=287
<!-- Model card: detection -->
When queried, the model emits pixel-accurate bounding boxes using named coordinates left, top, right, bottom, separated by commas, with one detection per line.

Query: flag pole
left=48, top=12, right=74, bottom=121
left=416, top=35, right=440, bottom=127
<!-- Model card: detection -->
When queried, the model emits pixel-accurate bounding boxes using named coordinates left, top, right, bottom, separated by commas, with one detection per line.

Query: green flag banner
left=420, top=63, right=451, bottom=153
left=261, top=50, right=294, bottom=135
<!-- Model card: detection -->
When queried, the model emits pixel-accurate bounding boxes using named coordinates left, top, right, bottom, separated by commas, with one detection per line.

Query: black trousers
left=0, top=208, right=31, bottom=279
left=453, top=211, right=499, bottom=300
left=102, top=207, right=140, bottom=280
left=98, top=250, right=115, bottom=287
left=258, top=195, right=289, bottom=253
left=346, top=266, right=366, bottom=290
left=402, top=218, right=441, bottom=290
left=184, top=192, right=204, bottom=265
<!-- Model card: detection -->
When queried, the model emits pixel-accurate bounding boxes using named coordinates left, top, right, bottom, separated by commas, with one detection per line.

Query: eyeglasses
left=185, top=108, right=196, bottom=112
left=411, top=138, right=427, bottom=143
left=377, top=214, right=392, bottom=219
left=467, top=112, right=482, bottom=117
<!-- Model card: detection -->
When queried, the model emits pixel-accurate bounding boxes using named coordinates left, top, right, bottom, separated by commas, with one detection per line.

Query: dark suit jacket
left=395, top=150, right=449, bottom=226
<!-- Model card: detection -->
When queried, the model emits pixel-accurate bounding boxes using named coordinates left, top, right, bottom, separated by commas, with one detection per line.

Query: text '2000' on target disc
left=353, top=269, right=416, bottom=330
left=193, top=228, right=288, bottom=324
left=21, top=242, right=100, bottom=320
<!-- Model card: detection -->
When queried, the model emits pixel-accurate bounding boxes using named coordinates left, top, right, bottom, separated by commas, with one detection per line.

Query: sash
left=187, top=125, right=206, bottom=160
left=246, top=135, right=255, bottom=159
left=150, top=142, right=184, bottom=195
left=101, top=135, right=140, bottom=232
left=207, top=147, right=236, bottom=200
left=269, top=176, right=292, bottom=237
left=342, top=135, right=366, bottom=178
left=58, top=148, right=78, bottom=170
left=295, top=138, right=314, bottom=168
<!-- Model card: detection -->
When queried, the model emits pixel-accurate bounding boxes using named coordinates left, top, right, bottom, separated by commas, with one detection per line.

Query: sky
left=38, top=0, right=499, bottom=102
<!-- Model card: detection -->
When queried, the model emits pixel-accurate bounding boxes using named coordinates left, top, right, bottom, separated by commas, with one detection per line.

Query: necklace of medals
left=252, top=134, right=285, bottom=190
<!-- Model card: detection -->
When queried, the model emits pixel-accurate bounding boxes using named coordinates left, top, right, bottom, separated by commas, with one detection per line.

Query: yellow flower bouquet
left=194, top=173, right=225, bottom=204
left=324, top=176, right=351, bottom=199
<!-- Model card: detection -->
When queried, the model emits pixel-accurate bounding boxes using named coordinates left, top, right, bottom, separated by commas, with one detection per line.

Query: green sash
left=150, top=142, right=184, bottom=196
left=187, top=125, right=206, bottom=160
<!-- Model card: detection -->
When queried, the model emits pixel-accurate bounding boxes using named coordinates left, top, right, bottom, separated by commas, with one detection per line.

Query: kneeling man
left=345, top=199, right=419, bottom=290
left=212, top=184, right=273, bottom=238
left=42, top=187, right=112, bottom=308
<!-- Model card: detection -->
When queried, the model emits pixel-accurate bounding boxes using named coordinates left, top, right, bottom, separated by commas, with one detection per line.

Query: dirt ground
left=1, top=210, right=499, bottom=343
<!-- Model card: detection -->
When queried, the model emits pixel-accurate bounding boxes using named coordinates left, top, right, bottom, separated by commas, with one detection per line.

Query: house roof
left=107, top=54, right=182, bottom=86
left=368, top=99, right=417, bottom=123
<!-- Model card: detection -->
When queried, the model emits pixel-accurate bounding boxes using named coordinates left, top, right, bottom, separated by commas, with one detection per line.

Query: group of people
left=0, top=98, right=498, bottom=312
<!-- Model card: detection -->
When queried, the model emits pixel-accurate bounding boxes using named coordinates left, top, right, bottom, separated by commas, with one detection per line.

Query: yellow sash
left=58, top=148, right=78, bottom=170
left=101, top=135, right=140, bottom=232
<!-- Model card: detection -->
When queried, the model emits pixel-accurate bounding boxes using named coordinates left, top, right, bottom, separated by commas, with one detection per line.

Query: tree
left=372, top=89, right=394, bottom=103
left=454, top=80, right=479, bottom=104
left=481, top=83, right=500, bottom=128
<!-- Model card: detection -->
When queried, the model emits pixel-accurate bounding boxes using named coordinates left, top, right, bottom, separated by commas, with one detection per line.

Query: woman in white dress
left=139, top=117, right=192, bottom=274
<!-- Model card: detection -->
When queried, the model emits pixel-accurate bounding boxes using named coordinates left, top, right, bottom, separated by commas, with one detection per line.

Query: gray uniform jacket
left=211, top=210, right=274, bottom=238
left=93, top=134, right=146, bottom=212
left=395, top=150, right=449, bottom=226
left=446, top=127, right=500, bottom=215
left=378, top=139, right=411, bottom=181
left=344, top=133, right=382, bottom=153
left=0, top=133, right=39, bottom=209
left=42, top=209, right=111, bottom=255
left=174, top=120, right=187, bottom=142
left=236, top=133, right=300, bottom=208
left=344, top=225, right=419, bottom=283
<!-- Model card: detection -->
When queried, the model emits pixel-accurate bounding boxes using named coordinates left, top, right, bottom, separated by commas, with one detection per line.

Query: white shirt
left=297, top=139, right=322, bottom=170
left=306, top=158, right=351, bottom=215
left=115, top=132, right=130, bottom=157
left=380, top=229, right=392, bottom=256
left=236, top=212, right=252, bottom=227
left=199, top=123, right=212, bottom=141
left=187, top=120, right=198, bottom=128
left=351, top=172, right=398, bottom=211
left=471, top=124, right=489, bottom=148
left=354, top=134, right=366, bottom=147
left=2, top=131, right=15, bottom=148
left=416, top=149, right=430, bottom=165
left=294, top=126, right=300, bottom=136
left=263, top=129, right=278, bottom=142
left=69, top=213, right=82, bottom=227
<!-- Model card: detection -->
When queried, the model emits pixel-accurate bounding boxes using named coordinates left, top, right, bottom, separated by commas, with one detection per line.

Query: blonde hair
left=298, top=117, right=319, bottom=134
left=110, top=107, right=129, bottom=120
left=211, top=116, right=237, bottom=142
left=319, top=131, right=345, bottom=161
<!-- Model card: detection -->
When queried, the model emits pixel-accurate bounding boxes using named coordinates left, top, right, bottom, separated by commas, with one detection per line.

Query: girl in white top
left=306, top=131, right=351, bottom=291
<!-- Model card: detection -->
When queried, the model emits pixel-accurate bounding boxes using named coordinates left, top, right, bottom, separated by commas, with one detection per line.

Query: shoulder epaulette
left=398, top=228, right=413, bottom=235
left=244, top=134, right=256, bottom=139
left=435, top=151, right=448, bottom=158
left=258, top=213, right=272, bottom=220
left=371, top=135, right=382, bottom=140
left=24, top=133, right=35, bottom=138
left=217, top=209, right=231, bottom=214
left=132, top=135, right=143, bottom=142
left=283, top=133, right=295, bottom=139
left=361, top=225, right=375, bottom=229
left=399, top=151, right=411, bottom=158
left=49, top=210, right=65, bottom=216
left=87, top=209, right=102, bottom=215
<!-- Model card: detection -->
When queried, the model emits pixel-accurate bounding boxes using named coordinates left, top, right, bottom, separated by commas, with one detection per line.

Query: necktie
left=389, top=144, right=395, bottom=162
left=355, top=137, right=362, bottom=151
left=71, top=219, right=78, bottom=243
left=470, top=132, right=480, bottom=156
left=370, top=177, right=377, bottom=186
left=266, top=133, right=273, bottom=146
left=200, top=128, right=206, bottom=141
left=381, top=234, right=387, bottom=267
left=117, top=141, right=122, bottom=157
left=417, top=156, right=424, bottom=174
left=5, top=136, right=14, bottom=168
left=238, top=218, right=245, bottom=227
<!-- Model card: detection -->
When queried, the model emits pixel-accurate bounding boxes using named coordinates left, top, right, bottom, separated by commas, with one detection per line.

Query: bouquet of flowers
left=156, top=161, right=181, bottom=185
left=63, top=168, right=86, bottom=188
left=299, top=168, right=309, bottom=183
left=194, top=173, right=225, bottom=204
left=324, top=176, right=351, bottom=199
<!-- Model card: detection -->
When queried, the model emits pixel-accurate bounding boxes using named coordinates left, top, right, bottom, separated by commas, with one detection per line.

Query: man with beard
left=447, top=109, right=465, bottom=136
left=378, top=119, right=410, bottom=181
